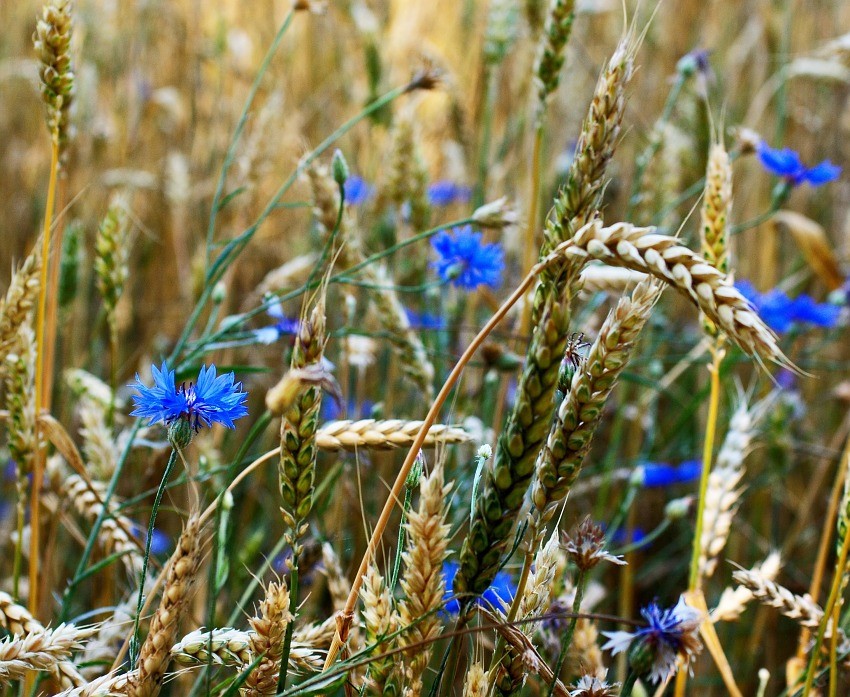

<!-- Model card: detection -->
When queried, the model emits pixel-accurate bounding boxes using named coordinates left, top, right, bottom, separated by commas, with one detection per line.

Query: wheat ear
left=398, top=463, right=451, bottom=696
left=317, top=419, right=470, bottom=451
left=126, top=515, right=202, bottom=697
left=463, top=662, right=490, bottom=697
left=532, top=279, right=663, bottom=524
left=360, top=565, right=399, bottom=695
left=0, top=246, right=41, bottom=368
left=0, top=624, right=95, bottom=684
left=562, top=220, right=790, bottom=368
left=713, top=552, right=782, bottom=622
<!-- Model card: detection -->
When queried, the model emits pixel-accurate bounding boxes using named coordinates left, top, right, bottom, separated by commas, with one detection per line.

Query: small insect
left=558, top=332, right=592, bottom=393
left=564, top=332, right=592, bottom=371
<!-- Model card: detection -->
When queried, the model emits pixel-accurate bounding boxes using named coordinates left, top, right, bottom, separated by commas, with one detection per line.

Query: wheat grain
left=0, top=624, right=94, bottom=683
left=359, top=565, right=398, bottom=695
left=463, top=662, right=490, bottom=697
left=243, top=581, right=292, bottom=695
left=0, top=246, right=41, bottom=368
left=713, top=552, right=782, bottom=622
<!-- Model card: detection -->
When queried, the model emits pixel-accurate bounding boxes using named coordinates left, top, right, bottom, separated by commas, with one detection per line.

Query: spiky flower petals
left=602, top=596, right=702, bottom=684
left=131, top=362, right=248, bottom=431
left=562, top=517, right=625, bottom=572
left=430, top=226, right=505, bottom=290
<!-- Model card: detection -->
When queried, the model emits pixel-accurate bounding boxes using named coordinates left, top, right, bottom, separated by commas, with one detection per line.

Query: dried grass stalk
left=279, top=302, right=325, bottom=538
left=532, top=279, right=663, bottom=522
left=243, top=581, right=292, bottom=695
left=126, top=515, right=202, bottom=697
left=316, top=419, right=470, bottom=452
left=360, top=565, right=398, bottom=695
left=398, top=464, right=451, bottom=695
left=562, top=220, right=790, bottom=368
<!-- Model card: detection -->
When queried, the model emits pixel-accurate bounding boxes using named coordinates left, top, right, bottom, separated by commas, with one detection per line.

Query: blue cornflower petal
left=802, top=160, right=841, bottom=186
left=405, top=308, right=446, bottom=331
left=430, top=225, right=505, bottom=290
left=344, top=175, right=372, bottom=206
left=428, top=181, right=472, bottom=207
left=641, top=460, right=701, bottom=488
left=130, top=362, right=187, bottom=426
left=790, top=295, right=842, bottom=328
left=757, top=142, right=841, bottom=187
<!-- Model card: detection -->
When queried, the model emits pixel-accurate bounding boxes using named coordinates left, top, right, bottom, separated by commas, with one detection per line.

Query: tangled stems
left=547, top=569, right=588, bottom=697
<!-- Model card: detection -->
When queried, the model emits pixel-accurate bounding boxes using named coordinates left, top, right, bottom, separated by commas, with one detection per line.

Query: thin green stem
left=547, top=570, right=588, bottom=697
left=129, top=449, right=178, bottom=667
left=205, top=11, right=295, bottom=265
left=172, top=80, right=415, bottom=364
left=619, top=671, right=639, bottom=697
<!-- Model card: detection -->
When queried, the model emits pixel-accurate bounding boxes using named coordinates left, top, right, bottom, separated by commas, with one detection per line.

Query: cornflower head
left=569, top=674, right=619, bottom=697
left=442, top=560, right=515, bottom=614
left=254, top=298, right=300, bottom=344
left=637, top=460, right=702, bottom=488
left=756, top=142, right=841, bottom=187
left=430, top=225, right=505, bottom=290
left=130, top=362, right=248, bottom=446
left=602, top=596, right=702, bottom=684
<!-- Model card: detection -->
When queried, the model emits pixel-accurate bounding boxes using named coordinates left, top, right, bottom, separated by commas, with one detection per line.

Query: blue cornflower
left=255, top=300, right=300, bottom=345
left=756, top=142, right=841, bottom=187
left=427, top=181, right=472, bottom=207
left=131, top=362, right=248, bottom=431
left=736, top=280, right=842, bottom=333
left=344, top=175, right=372, bottom=206
left=602, top=596, right=702, bottom=684
left=639, top=460, right=701, bottom=488
left=129, top=523, right=171, bottom=556
left=442, top=560, right=515, bottom=614
left=430, top=226, right=505, bottom=290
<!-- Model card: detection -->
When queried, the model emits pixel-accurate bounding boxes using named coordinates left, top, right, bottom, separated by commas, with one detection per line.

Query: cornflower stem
left=619, top=671, right=639, bottom=697
left=547, top=570, right=588, bottom=697
left=801, top=433, right=850, bottom=697
left=31, top=133, right=60, bottom=617
left=128, top=449, right=178, bottom=668
left=205, top=9, right=294, bottom=264
left=519, top=122, right=544, bottom=337
left=276, top=553, right=300, bottom=695
left=676, top=340, right=724, bottom=697
left=323, top=239, right=554, bottom=670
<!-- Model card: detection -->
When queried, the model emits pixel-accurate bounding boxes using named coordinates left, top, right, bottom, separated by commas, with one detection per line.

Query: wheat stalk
left=279, top=302, right=325, bottom=539
left=316, top=419, right=470, bottom=451
left=398, top=463, right=451, bottom=696
left=126, top=515, right=202, bottom=697
left=713, top=552, right=782, bottom=622
left=463, top=662, right=490, bottom=697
